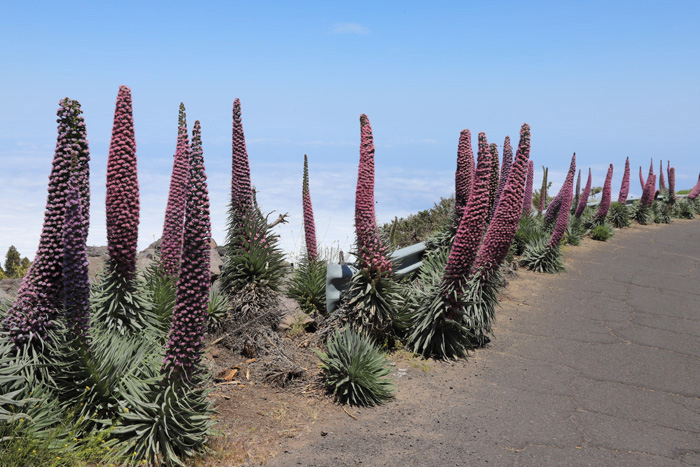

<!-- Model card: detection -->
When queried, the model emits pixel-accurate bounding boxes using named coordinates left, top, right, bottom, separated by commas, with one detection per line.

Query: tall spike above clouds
left=454, top=130, right=475, bottom=222
left=302, top=154, right=318, bottom=261
left=161, top=103, right=191, bottom=277
left=106, top=85, right=140, bottom=281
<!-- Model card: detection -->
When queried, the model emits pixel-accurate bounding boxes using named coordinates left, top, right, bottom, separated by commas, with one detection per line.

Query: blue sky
left=1, top=1, right=699, bottom=260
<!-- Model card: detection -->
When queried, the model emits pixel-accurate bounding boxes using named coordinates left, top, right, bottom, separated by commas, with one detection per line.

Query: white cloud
left=330, top=22, right=370, bottom=35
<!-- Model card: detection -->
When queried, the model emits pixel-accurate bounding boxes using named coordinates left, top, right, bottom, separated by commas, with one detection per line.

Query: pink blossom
left=618, top=157, right=630, bottom=204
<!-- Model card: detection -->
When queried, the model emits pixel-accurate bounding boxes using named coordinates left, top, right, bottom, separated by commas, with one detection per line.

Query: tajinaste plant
left=492, top=136, right=513, bottom=218
left=667, top=161, right=671, bottom=191
left=454, top=129, right=474, bottom=222
left=229, top=98, right=253, bottom=226
left=687, top=174, right=700, bottom=199
left=105, top=85, right=140, bottom=281
left=538, top=166, right=548, bottom=215
left=343, top=115, right=400, bottom=338
left=408, top=130, right=496, bottom=358
left=93, top=86, right=157, bottom=336
left=487, top=143, right=500, bottom=218
left=659, top=160, right=666, bottom=191
left=160, top=103, right=191, bottom=277
left=162, top=120, right=212, bottom=383
left=473, top=124, right=532, bottom=278
left=618, top=156, right=630, bottom=204
left=572, top=169, right=581, bottom=215
left=2, top=98, right=89, bottom=347
left=543, top=182, right=564, bottom=229
left=117, top=124, right=216, bottom=467
left=549, top=154, right=576, bottom=249
left=442, top=132, right=493, bottom=290
left=575, top=168, right=592, bottom=218
left=595, top=164, right=614, bottom=221
left=302, top=154, right=318, bottom=261
left=62, top=172, right=91, bottom=345
left=647, top=159, right=654, bottom=189
left=522, top=160, right=534, bottom=217
left=639, top=166, right=645, bottom=191
left=522, top=152, right=573, bottom=274
left=668, top=167, right=676, bottom=203
left=354, top=114, right=392, bottom=275
left=640, top=174, right=656, bottom=208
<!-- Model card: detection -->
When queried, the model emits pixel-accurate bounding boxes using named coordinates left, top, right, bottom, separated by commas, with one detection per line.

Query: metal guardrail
left=325, top=241, right=427, bottom=313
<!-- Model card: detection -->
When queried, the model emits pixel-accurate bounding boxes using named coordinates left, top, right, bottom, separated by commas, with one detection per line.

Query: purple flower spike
left=487, top=143, right=500, bottom=217
left=161, top=103, right=191, bottom=277
left=572, top=169, right=581, bottom=214
left=231, top=98, right=253, bottom=220
left=2, top=98, right=89, bottom=346
left=355, top=115, right=392, bottom=275
left=63, top=173, right=91, bottom=344
left=640, top=174, right=656, bottom=208
left=538, top=167, right=548, bottom=214
left=668, top=167, right=676, bottom=202
left=659, top=160, right=666, bottom=191
left=492, top=136, right=513, bottom=217
left=596, top=164, right=614, bottom=220
left=618, top=157, right=630, bottom=204
left=639, top=166, right=645, bottom=191
left=688, top=174, right=700, bottom=200
left=163, top=120, right=212, bottom=383
left=548, top=154, right=576, bottom=248
left=454, top=130, right=474, bottom=222
left=302, top=154, right=318, bottom=262
left=522, top=160, right=534, bottom=217
left=106, top=85, right=140, bottom=281
left=544, top=185, right=563, bottom=227
left=667, top=161, right=671, bottom=189
left=473, top=123, right=531, bottom=277
left=575, top=168, right=592, bottom=218
left=647, top=158, right=655, bottom=183
left=443, top=132, right=492, bottom=288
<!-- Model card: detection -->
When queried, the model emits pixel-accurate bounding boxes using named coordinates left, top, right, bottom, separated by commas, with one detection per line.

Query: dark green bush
left=317, top=327, right=395, bottom=406
left=287, top=259, right=327, bottom=316
left=378, top=197, right=454, bottom=249
left=520, top=239, right=564, bottom=273
left=590, top=224, right=614, bottom=241
left=608, top=202, right=631, bottom=229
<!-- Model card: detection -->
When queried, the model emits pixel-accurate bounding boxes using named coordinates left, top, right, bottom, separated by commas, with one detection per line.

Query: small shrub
left=287, top=259, right=326, bottom=316
left=520, top=238, right=564, bottom=273
left=672, top=198, right=695, bottom=219
left=632, top=203, right=653, bottom=225
left=591, top=224, right=613, bottom=241
left=317, top=327, right=395, bottom=406
left=512, top=216, right=547, bottom=255
left=608, top=202, right=631, bottom=229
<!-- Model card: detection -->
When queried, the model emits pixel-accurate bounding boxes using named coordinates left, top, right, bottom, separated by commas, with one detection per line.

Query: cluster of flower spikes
left=62, top=171, right=91, bottom=344
left=595, top=164, right=614, bottom=220
left=163, top=120, right=212, bottom=383
left=618, top=156, right=631, bottom=204
left=668, top=167, right=676, bottom=203
left=454, top=129, right=475, bottom=221
left=659, top=160, right=667, bottom=191
left=572, top=169, right=581, bottom=214
left=2, top=98, right=90, bottom=347
left=106, top=85, right=140, bottom=281
left=230, top=98, right=254, bottom=223
left=160, top=103, right=191, bottom=277
left=487, top=143, right=500, bottom=217
left=302, top=154, right=318, bottom=262
left=640, top=174, right=656, bottom=208
left=354, top=114, right=393, bottom=275
left=687, top=174, right=700, bottom=200
left=441, top=132, right=492, bottom=297
left=491, top=136, right=513, bottom=218
left=538, top=166, right=548, bottom=214
left=522, top=160, right=534, bottom=217
left=548, top=154, right=576, bottom=249
left=667, top=161, right=671, bottom=190
left=471, top=123, right=532, bottom=278
left=575, top=168, right=592, bottom=218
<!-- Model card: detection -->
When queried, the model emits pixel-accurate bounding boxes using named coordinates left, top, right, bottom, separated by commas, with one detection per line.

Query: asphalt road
left=270, top=220, right=700, bottom=466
